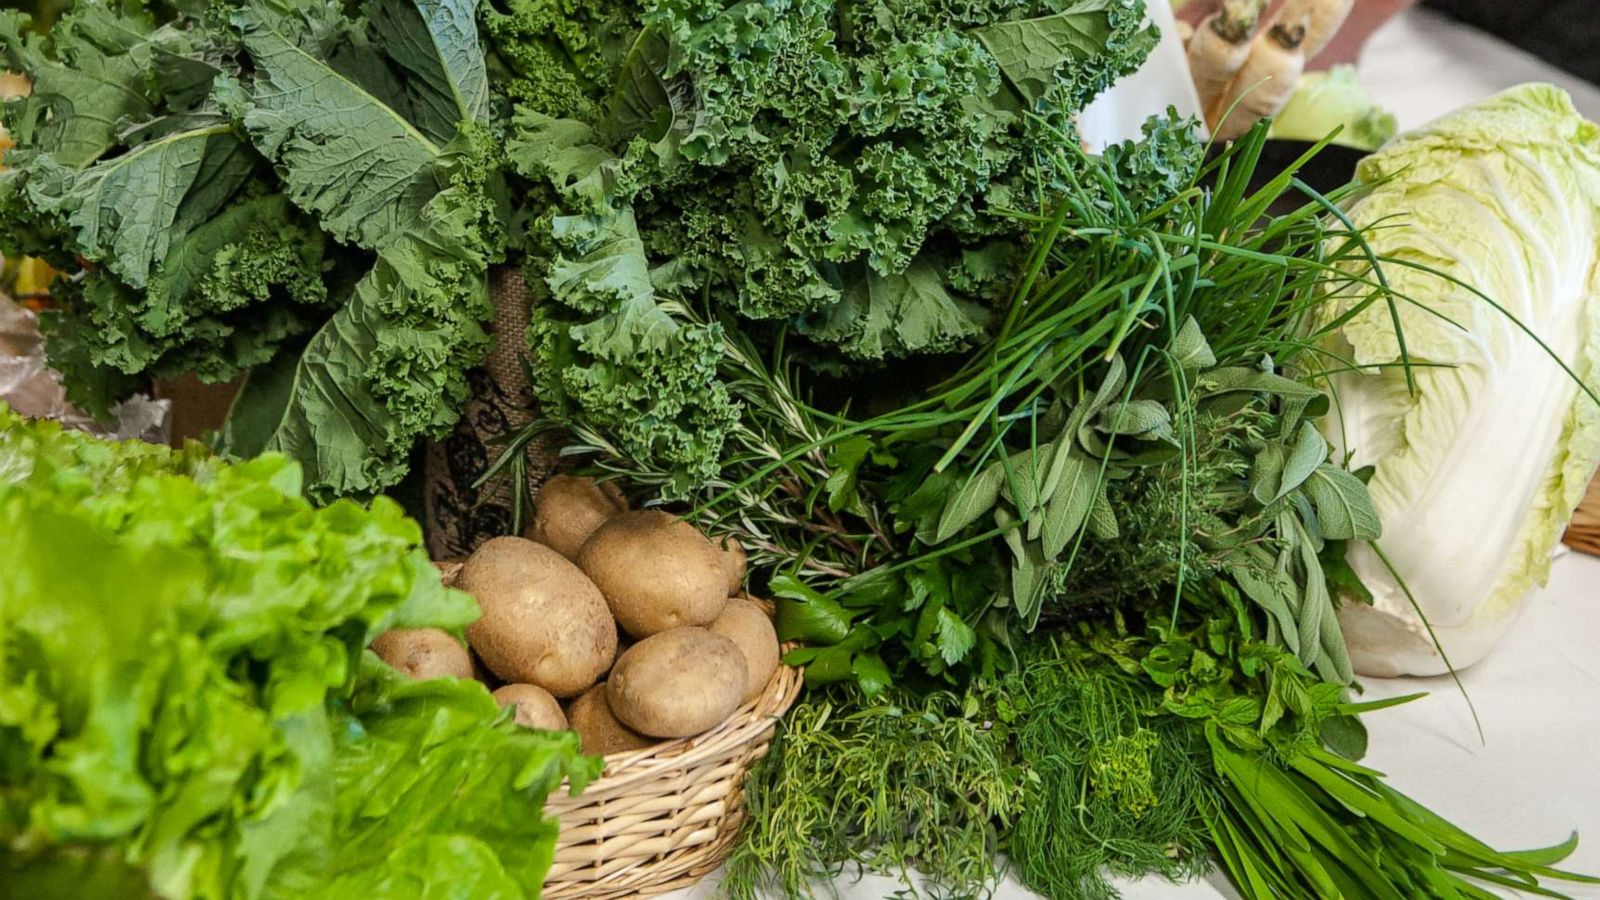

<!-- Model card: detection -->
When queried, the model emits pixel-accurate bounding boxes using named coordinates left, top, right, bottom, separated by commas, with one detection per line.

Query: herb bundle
left=561, top=125, right=1600, bottom=897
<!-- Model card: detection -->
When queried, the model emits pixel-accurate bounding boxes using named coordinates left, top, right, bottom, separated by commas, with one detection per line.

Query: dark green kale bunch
left=0, top=0, right=512, bottom=499
left=509, top=0, right=1174, bottom=494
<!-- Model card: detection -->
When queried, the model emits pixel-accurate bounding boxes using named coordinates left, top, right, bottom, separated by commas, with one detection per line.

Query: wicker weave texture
left=543, top=659, right=800, bottom=899
left=437, top=559, right=800, bottom=899
left=1564, top=475, right=1600, bottom=556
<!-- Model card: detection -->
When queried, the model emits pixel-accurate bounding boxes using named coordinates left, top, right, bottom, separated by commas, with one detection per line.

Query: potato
left=708, top=596, right=780, bottom=703
left=567, top=683, right=655, bottom=756
left=493, top=683, right=569, bottom=731
left=371, top=627, right=473, bottom=681
left=526, top=475, right=629, bottom=561
left=458, top=536, right=617, bottom=697
left=716, top=535, right=748, bottom=596
left=607, top=627, right=748, bottom=738
left=578, top=510, right=728, bottom=637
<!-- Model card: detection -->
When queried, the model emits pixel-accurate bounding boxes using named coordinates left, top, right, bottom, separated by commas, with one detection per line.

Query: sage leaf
left=999, top=446, right=1049, bottom=528
left=1084, top=354, right=1128, bottom=419
left=1041, top=452, right=1096, bottom=559
left=1230, top=551, right=1302, bottom=656
left=1278, top=422, right=1328, bottom=502
left=1305, top=465, right=1382, bottom=541
left=1169, top=315, right=1217, bottom=370
left=935, top=458, right=1005, bottom=542
left=1250, top=443, right=1286, bottom=507
left=1197, top=367, right=1326, bottom=408
left=1297, top=537, right=1328, bottom=668
left=1010, top=541, right=1050, bottom=629
left=1098, top=399, right=1172, bottom=439
left=1317, top=599, right=1355, bottom=683
left=1087, top=488, right=1119, bottom=540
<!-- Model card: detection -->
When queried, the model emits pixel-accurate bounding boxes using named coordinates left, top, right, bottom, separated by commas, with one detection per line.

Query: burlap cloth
left=424, top=266, right=561, bottom=558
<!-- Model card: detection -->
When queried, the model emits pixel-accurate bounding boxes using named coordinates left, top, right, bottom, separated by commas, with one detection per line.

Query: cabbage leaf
left=1319, top=84, right=1600, bottom=676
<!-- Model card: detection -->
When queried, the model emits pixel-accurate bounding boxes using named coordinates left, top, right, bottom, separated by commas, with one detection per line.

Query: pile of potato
left=370, top=476, right=781, bottom=755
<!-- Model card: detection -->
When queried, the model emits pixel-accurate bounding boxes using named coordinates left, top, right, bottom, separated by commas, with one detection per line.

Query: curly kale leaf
left=972, top=0, right=1158, bottom=113
left=20, top=126, right=257, bottom=289
left=480, top=0, right=632, bottom=120
left=226, top=4, right=453, bottom=250
left=219, top=131, right=501, bottom=500
left=804, top=256, right=991, bottom=360
left=596, top=0, right=1157, bottom=361
left=0, top=7, right=156, bottom=168
left=41, top=193, right=333, bottom=387
left=510, top=110, right=737, bottom=494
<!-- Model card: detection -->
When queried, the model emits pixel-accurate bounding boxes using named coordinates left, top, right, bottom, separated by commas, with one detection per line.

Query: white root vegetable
left=1273, top=0, right=1355, bottom=61
left=1212, top=13, right=1310, bottom=142
left=1188, top=0, right=1267, bottom=127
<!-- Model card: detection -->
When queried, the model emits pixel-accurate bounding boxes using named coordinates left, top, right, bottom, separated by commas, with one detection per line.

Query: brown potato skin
left=717, top=536, right=748, bottom=596
left=607, top=627, right=748, bottom=738
left=567, top=683, right=656, bottom=756
left=371, top=627, right=473, bottom=681
left=578, top=510, right=728, bottom=638
left=708, top=596, right=780, bottom=703
left=459, top=537, right=617, bottom=698
left=493, top=683, right=570, bottom=731
left=526, top=475, right=628, bottom=561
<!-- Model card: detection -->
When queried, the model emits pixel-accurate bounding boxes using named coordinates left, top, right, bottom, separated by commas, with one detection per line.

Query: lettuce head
left=1319, top=84, right=1600, bottom=677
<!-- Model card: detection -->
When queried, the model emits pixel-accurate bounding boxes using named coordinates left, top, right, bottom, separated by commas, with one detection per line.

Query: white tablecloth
left=665, top=9, right=1600, bottom=898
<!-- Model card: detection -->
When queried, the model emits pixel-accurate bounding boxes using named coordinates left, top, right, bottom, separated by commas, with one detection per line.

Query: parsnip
left=1273, top=0, right=1355, bottom=61
left=1187, top=0, right=1268, bottom=127
left=1212, top=14, right=1310, bottom=142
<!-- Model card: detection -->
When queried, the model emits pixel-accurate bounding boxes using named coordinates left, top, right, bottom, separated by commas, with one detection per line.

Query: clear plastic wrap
left=1, top=293, right=170, bottom=443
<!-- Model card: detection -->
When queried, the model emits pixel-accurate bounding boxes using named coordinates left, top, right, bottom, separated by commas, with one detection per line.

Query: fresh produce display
left=0, top=406, right=597, bottom=899
left=1320, top=84, right=1600, bottom=676
left=6, top=1, right=1600, bottom=899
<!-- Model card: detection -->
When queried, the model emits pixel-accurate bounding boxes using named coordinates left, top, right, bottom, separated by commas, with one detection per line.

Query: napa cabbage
left=1269, top=65, right=1396, bottom=152
left=1318, top=84, right=1600, bottom=676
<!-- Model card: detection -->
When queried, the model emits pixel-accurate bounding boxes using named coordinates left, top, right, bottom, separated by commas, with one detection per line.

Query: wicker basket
left=1563, top=475, right=1600, bottom=556
left=436, top=559, right=803, bottom=899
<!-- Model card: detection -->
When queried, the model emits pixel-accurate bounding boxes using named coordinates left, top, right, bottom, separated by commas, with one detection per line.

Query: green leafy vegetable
left=0, top=0, right=511, bottom=498
left=508, top=0, right=1164, bottom=489
left=0, top=408, right=597, bottom=899
left=1317, top=84, right=1600, bottom=677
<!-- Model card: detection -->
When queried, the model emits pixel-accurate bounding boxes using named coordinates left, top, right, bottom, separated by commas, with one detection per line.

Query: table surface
left=664, top=9, right=1600, bottom=899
